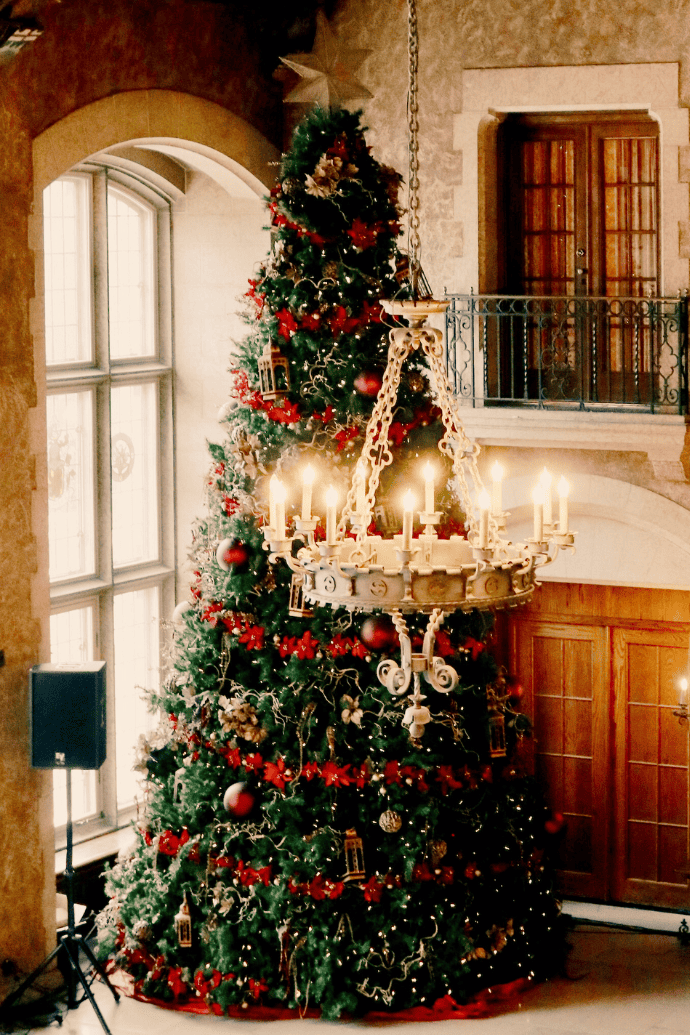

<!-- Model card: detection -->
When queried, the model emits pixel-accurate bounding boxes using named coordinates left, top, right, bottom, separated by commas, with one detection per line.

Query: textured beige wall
left=329, top=0, right=690, bottom=534
left=335, top=0, right=690, bottom=296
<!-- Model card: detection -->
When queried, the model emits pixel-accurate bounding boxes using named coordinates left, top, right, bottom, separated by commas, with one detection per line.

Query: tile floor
left=13, top=925, right=690, bottom=1035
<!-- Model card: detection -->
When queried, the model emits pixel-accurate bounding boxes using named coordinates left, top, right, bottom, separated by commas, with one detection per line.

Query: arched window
left=45, top=166, right=174, bottom=833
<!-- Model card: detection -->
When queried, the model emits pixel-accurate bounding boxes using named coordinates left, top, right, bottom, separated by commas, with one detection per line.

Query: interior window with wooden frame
left=493, top=111, right=660, bottom=404
left=44, top=164, right=175, bottom=845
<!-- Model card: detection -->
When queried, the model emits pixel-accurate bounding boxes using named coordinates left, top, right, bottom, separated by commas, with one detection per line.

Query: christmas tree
left=100, top=106, right=564, bottom=1019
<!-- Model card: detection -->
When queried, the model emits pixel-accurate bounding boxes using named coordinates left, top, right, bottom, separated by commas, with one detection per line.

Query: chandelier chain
left=407, top=0, right=421, bottom=292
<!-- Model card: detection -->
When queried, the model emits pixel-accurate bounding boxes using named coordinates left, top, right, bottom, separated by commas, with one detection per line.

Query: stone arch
left=504, top=473, right=690, bottom=590
left=32, top=88, right=279, bottom=196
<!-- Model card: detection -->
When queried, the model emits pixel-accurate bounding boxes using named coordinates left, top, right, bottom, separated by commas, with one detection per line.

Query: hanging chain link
left=407, top=0, right=421, bottom=296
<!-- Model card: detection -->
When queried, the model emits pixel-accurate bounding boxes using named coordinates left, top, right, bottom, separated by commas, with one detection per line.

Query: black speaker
left=30, top=662, right=107, bottom=770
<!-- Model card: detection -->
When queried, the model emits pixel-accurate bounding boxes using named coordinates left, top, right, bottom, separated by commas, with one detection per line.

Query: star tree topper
left=280, top=12, right=372, bottom=108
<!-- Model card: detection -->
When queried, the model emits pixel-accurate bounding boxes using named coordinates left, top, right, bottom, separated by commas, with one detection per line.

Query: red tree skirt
left=108, top=969, right=535, bottom=1022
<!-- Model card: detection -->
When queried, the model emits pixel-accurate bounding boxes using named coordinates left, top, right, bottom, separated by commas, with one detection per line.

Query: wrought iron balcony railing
left=445, top=293, right=688, bottom=414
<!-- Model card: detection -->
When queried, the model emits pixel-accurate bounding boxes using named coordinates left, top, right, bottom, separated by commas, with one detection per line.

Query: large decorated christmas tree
left=100, top=106, right=564, bottom=1019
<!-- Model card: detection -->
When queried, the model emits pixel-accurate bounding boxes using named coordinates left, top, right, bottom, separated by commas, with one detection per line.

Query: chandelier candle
left=269, top=474, right=279, bottom=531
left=273, top=478, right=286, bottom=540
left=539, top=468, right=553, bottom=526
left=423, top=462, right=435, bottom=514
left=402, top=490, right=415, bottom=550
left=557, top=476, right=570, bottom=534
left=490, top=461, right=504, bottom=516
left=301, top=464, right=315, bottom=521
left=532, top=485, right=544, bottom=542
left=478, top=490, right=491, bottom=549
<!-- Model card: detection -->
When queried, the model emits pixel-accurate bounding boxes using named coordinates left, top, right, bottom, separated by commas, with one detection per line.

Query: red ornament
left=544, top=811, right=565, bottom=835
left=223, top=782, right=255, bottom=818
left=354, top=370, right=383, bottom=397
left=360, top=615, right=398, bottom=650
left=216, top=538, right=249, bottom=571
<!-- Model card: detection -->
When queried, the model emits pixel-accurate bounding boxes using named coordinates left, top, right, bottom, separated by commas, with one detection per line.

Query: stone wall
left=335, top=0, right=690, bottom=296
left=0, top=0, right=281, bottom=985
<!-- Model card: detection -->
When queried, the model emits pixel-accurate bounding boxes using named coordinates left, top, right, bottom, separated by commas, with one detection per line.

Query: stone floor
left=17, top=925, right=690, bottom=1035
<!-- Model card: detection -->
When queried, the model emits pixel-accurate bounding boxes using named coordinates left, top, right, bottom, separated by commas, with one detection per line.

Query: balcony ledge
left=455, top=405, right=689, bottom=480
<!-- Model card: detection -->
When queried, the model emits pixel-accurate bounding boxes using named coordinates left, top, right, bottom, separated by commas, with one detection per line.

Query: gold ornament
left=428, top=839, right=447, bottom=867
left=379, top=809, right=402, bottom=833
left=280, top=12, right=372, bottom=108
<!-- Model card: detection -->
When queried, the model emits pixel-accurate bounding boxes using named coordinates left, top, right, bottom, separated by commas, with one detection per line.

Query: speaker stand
left=0, top=771, right=120, bottom=1034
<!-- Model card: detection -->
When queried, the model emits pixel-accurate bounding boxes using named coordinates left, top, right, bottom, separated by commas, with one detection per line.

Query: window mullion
left=93, top=169, right=117, bottom=825
left=98, top=590, right=118, bottom=828
left=92, top=171, right=110, bottom=373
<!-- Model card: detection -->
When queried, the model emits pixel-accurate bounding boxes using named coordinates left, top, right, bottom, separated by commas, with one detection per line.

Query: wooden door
left=612, top=627, right=690, bottom=907
left=498, top=113, right=660, bottom=404
left=510, top=595, right=690, bottom=909
left=511, top=621, right=609, bottom=899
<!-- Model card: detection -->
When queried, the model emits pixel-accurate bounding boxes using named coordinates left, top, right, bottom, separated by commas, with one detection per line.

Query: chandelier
left=262, top=0, right=575, bottom=736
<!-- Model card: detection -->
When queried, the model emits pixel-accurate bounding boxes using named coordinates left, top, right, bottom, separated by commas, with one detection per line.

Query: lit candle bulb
left=325, top=485, right=338, bottom=546
left=273, top=477, right=286, bottom=539
left=490, top=461, right=504, bottom=516
left=422, top=462, right=435, bottom=514
left=680, top=677, right=688, bottom=708
left=269, top=474, right=279, bottom=530
left=539, top=467, right=553, bottom=526
left=478, top=488, right=491, bottom=549
left=355, top=459, right=368, bottom=516
left=301, top=464, right=315, bottom=521
left=532, top=484, right=544, bottom=542
left=402, top=490, right=415, bottom=551
left=557, top=476, right=570, bottom=533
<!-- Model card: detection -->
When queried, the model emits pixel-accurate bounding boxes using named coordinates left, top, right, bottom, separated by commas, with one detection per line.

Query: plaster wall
left=172, top=168, right=269, bottom=585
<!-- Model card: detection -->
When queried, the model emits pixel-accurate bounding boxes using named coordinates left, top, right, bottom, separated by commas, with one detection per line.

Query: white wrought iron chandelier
left=262, top=0, right=575, bottom=737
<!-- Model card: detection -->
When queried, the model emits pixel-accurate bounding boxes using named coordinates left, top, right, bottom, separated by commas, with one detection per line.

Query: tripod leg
left=60, top=939, right=114, bottom=1035
left=0, top=944, right=62, bottom=1015
left=76, top=935, right=120, bottom=1003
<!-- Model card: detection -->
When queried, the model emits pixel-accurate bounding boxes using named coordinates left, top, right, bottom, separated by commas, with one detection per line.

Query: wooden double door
left=509, top=584, right=690, bottom=908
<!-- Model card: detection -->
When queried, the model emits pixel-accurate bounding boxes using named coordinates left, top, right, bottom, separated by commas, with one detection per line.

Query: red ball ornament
left=360, top=615, right=398, bottom=651
left=544, top=811, right=565, bottom=835
left=223, top=782, right=255, bottom=818
left=216, top=538, right=249, bottom=571
left=354, top=371, right=383, bottom=397
left=506, top=676, right=524, bottom=700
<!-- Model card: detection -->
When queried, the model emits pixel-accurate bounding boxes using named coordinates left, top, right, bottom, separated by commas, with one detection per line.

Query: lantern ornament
left=175, top=890, right=193, bottom=947
left=343, top=828, right=365, bottom=883
left=258, top=341, right=290, bottom=399
left=487, top=687, right=507, bottom=758
left=288, top=572, right=313, bottom=618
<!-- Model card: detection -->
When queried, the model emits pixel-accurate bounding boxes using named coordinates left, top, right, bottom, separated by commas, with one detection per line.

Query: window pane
left=108, top=186, right=156, bottom=359
left=43, top=176, right=92, bottom=365
left=114, top=587, right=159, bottom=809
left=47, top=390, right=95, bottom=582
left=50, top=607, right=97, bottom=826
left=111, top=381, right=159, bottom=567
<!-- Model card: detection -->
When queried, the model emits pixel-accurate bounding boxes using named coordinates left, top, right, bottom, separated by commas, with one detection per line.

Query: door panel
left=613, top=628, right=689, bottom=907
left=511, top=621, right=609, bottom=899
left=498, top=114, right=659, bottom=406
